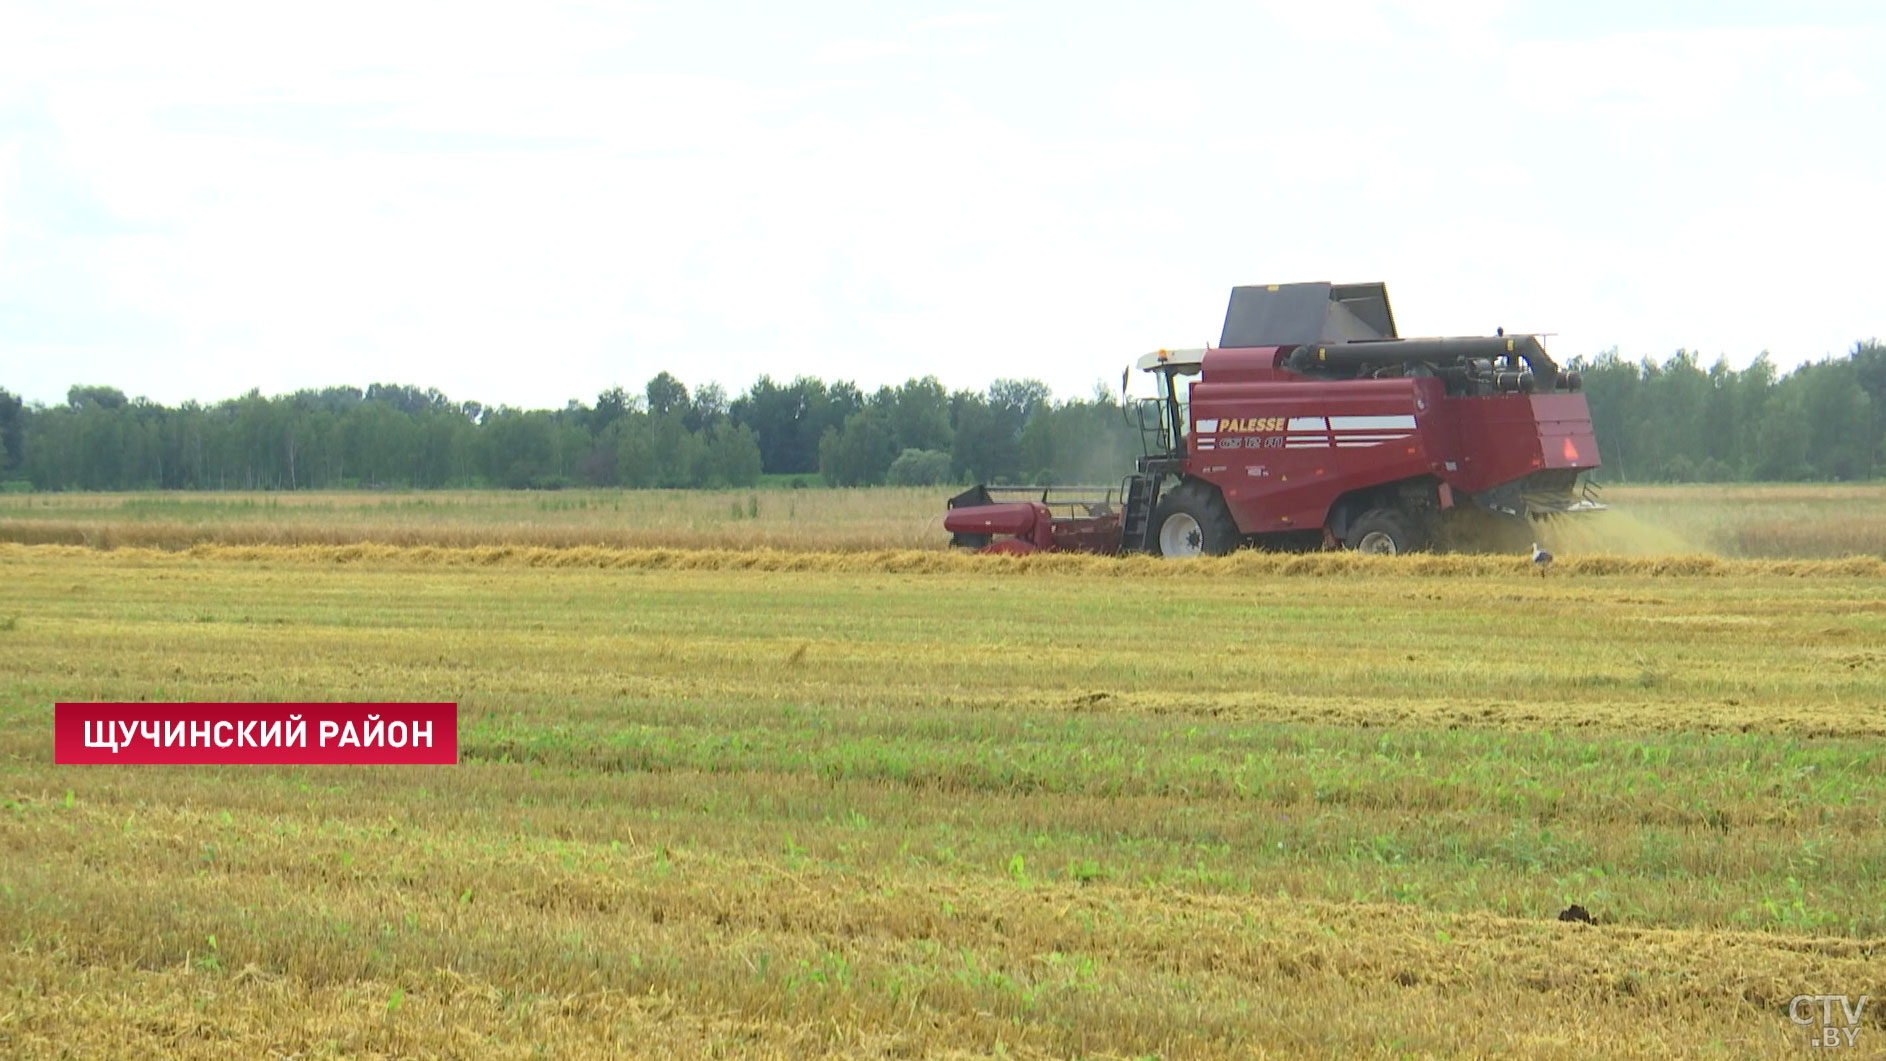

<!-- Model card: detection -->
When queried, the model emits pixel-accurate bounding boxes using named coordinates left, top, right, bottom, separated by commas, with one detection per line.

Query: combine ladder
left=1119, top=475, right=1160, bottom=553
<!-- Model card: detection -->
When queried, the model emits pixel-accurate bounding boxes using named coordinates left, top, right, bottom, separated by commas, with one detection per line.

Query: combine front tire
left=1344, top=508, right=1426, bottom=555
left=1152, top=482, right=1241, bottom=557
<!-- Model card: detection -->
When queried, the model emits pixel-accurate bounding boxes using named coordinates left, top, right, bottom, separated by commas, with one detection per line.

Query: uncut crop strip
left=2, top=546, right=1884, bottom=1058
left=0, top=487, right=948, bottom=553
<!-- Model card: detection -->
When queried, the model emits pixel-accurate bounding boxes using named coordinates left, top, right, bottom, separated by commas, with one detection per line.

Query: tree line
left=0, top=340, right=1878, bottom=492
left=1572, top=342, right=1883, bottom=482
left=0, top=374, right=1139, bottom=491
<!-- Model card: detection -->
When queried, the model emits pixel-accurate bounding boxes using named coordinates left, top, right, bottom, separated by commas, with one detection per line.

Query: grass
left=3, top=482, right=1886, bottom=557
left=3, top=544, right=1884, bottom=1057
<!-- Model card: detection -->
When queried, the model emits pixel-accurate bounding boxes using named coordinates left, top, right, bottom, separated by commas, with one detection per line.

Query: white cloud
left=917, top=12, right=1006, bottom=30
left=0, top=1, right=1881, bottom=409
left=1108, top=79, right=1201, bottom=126
left=813, top=39, right=917, bottom=63
left=1807, top=69, right=1868, bottom=97
left=1507, top=27, right=1840, bottom=119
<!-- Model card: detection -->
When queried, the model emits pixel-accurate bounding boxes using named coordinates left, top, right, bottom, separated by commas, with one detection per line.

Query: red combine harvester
left=945, top=281, right=1604, bottom=556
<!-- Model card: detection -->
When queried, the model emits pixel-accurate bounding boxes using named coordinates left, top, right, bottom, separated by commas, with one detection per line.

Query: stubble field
left=2, top=485, right=1885, bottom=1058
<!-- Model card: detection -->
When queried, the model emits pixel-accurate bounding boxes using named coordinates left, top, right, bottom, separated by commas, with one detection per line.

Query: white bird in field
left=1531, top=542, right=1554, bottom=576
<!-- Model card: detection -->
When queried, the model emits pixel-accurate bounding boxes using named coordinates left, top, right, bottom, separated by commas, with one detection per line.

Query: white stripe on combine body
left=1328, top=415, right=1417, bottom=431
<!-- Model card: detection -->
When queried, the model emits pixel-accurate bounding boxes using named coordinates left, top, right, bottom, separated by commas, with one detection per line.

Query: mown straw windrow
left=5, top=540, right=1883, bottom=579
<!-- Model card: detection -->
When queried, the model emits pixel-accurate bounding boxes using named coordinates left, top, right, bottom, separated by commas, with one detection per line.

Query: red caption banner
left=54, top=703, right=459, bottom=765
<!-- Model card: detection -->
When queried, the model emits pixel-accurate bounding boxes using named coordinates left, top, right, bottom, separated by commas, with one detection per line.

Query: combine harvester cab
left=946, top=281, right=1605, bottom=556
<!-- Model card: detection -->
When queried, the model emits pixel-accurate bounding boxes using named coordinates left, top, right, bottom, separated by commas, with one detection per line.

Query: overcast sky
left=2, top=0, right=1881, bottom=409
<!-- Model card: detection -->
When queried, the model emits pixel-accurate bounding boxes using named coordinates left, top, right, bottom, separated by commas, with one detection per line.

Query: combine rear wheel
left=1344, top=508, right=1426, bottom=555
left=1152, top=481, right=1240, bottom=557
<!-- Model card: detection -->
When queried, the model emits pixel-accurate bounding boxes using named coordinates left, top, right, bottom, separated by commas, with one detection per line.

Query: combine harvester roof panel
left=1219, top=281, right=1398, bottom=347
